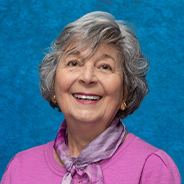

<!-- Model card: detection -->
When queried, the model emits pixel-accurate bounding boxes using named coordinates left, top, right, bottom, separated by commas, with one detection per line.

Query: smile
left=73, top=94, right=102, bottom=101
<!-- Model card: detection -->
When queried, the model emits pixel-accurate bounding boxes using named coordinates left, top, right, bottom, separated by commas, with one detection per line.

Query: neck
left=66, top=118, right=112, bottom=157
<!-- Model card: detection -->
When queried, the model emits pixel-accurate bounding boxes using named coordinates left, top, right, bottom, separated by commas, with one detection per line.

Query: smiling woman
left=54, top=43, right=124, bottom=142
left=1, top=11, right=181, bottom=184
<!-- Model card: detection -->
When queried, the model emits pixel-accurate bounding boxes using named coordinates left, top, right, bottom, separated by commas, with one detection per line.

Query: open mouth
left=73, top=94, right=102, bottom=101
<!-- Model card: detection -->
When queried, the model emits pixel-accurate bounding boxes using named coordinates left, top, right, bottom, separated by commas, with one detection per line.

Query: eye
left=67, top=60, right=79, bottom=67
left=100, top=64, right=112, bottom=71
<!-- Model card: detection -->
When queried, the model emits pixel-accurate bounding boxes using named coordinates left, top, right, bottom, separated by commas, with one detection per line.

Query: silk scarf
left=54, top=118, right=127, bottom=184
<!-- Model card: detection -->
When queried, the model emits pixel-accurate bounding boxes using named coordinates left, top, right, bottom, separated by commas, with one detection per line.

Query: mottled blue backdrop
left=0, top=0, right=183, bottom=182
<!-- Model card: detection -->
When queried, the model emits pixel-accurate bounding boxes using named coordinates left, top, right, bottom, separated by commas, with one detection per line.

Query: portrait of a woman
left=1, top=11, right=181, bottom=184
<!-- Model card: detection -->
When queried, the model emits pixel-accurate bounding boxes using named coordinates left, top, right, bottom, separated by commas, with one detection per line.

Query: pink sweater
left=1, top=133, right=181, bottom=184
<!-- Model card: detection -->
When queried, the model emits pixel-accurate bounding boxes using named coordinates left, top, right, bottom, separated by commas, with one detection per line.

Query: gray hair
left=39, top=11, right=150, bottom=119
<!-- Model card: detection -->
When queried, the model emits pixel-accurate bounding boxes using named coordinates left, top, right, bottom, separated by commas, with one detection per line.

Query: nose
left=78, top=63, right=97, bottom=85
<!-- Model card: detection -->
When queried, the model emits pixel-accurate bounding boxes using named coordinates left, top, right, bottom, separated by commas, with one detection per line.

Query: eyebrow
left=66, top=51, right=116, bottom=63
left=101, top=54, right=116, bottom=63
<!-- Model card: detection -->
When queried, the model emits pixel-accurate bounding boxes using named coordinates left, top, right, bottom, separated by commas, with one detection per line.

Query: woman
left=1, top=11, right=181, bottom=184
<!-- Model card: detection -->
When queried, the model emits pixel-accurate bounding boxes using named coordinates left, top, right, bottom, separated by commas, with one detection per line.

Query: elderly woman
left=1, top=12, right=181, bottom=184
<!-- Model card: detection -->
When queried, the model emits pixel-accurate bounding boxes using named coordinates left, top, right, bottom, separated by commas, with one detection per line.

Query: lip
left=73, top=92, right=101, bottom=96
left=72, top=92, right=102, bottom=104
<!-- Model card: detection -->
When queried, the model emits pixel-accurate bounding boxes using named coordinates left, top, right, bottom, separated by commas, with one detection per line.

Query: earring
left=120, top=102, right=127, bottom=110
left=53, top=95, right=57, bottom=103
left=123, top=102, right=127, bottom=109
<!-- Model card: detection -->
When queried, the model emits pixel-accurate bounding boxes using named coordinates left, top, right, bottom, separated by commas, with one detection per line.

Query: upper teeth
left=73, top=94, right=101, bottom=100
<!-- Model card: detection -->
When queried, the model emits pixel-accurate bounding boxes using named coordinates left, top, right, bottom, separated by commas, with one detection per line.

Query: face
left=55, top=43, right=125, bottom=131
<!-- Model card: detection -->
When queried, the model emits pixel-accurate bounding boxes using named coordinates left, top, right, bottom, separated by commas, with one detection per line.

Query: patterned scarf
left=54, top=118, right=127, bottom=184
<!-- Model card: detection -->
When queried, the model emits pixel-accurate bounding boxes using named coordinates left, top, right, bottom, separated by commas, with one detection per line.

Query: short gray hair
left=39, top=11, right=150, bottom=119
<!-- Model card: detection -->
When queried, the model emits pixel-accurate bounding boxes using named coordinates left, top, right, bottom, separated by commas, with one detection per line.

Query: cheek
left=55, top=72, right=68, bottom=93
left=104, top=77, right=123, bottom=97
left=55, top=70, right=77, bottom=95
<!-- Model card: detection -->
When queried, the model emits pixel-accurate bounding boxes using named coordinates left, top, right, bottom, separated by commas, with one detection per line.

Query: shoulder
left=125, top=134, right=181, bottom=183
left=17, top=141, right=53, bottom=158
left=102, top=134, right=181, bottom=184
left=140, top=149, right=181, bottom=183
left=1, top=141, right=54, bottom=183
left=117, top=133, right=160, bottom=159
left=12, top=141, right=54, bottom=166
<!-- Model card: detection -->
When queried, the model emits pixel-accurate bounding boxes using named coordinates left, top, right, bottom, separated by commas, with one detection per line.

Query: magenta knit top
left=1, top=133, right=181, bottom=184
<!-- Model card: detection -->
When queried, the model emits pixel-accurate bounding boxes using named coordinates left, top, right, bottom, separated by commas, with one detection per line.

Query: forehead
left=63, top=41, right=121, bottom=61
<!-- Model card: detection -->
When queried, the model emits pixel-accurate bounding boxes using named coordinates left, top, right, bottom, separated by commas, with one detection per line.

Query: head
left=39, top=11, right=149, bottom=119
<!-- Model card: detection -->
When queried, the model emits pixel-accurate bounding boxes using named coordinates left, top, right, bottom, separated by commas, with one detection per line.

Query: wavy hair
left=39, top=11, right=150, bottom=119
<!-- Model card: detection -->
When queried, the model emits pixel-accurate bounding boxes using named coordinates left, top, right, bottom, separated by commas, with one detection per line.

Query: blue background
left=0, top=0, right=183, bottom=182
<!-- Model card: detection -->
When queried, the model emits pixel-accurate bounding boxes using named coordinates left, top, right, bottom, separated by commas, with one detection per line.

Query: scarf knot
left=70, top=165, right=84, bottom=176
left=70, top=165, right=76, bottom=176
